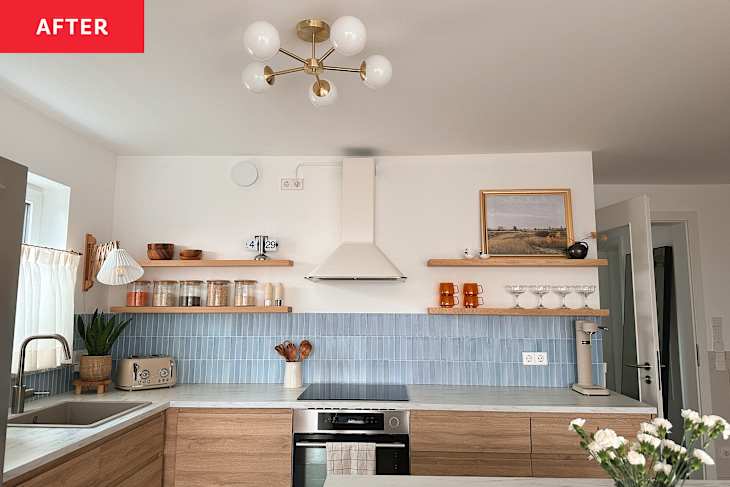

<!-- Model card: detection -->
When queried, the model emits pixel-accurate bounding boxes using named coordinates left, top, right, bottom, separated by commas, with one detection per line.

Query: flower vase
left=284, top=361, right=302, bottom=388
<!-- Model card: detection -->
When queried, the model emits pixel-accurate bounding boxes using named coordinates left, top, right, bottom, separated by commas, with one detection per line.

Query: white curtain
left=12, top=246, right=80, bottom=373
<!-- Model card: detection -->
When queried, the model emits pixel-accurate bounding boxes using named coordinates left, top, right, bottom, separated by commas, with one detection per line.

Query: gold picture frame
left=480, top=189, right=574, bottom=257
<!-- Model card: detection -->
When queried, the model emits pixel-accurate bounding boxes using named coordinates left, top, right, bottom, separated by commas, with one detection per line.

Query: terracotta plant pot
left=79, top=355, right=112, bottom=381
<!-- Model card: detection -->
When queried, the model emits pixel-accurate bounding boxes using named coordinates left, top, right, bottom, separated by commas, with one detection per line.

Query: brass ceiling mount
left=296, top=19, right=330, bottom=43
left=304, top=57, right=323, bottom=76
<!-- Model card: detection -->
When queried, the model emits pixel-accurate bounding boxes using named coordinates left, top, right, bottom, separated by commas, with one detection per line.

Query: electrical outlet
left=720, top=447, right=730, bottom=459
left=534, top=352, right=549, bottom=365
left=281, top=178, right=303, bottom=190
left=522, top=352, right=535, bottom=365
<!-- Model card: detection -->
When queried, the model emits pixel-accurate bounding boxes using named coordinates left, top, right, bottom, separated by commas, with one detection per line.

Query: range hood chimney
left=306, top=158, right=406, bottom=281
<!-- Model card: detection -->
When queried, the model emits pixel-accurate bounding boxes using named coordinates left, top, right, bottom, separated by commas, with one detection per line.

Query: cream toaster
left=116, top=355, right=176, bottom=391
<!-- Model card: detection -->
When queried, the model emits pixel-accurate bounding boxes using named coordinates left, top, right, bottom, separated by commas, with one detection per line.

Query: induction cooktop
left=297, top=383, right=409, bottom=401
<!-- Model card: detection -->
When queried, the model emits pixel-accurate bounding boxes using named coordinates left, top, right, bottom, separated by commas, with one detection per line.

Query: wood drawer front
left=98, top=414, right=165, bottom=487
left=17, top=447, right=101, bottom=487
left=116, top=456, right=163, bottom=487
left=176, top=408, right=291, bottom=446
left=532, top=453, right=607, bottom=478
left=410, top=411, right=530, bottom=453
left=411, top=451, right=532, bottom=477
left=531, top=414, right=651, bottom=454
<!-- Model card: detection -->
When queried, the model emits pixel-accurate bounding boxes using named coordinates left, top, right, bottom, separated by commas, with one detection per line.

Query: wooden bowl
left=179, top=249, right=203, bottom=260
left=147, top=243, right=174, bottom=260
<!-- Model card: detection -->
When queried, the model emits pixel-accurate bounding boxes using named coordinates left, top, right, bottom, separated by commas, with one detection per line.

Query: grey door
left=0, top=156, right=28, bottom=469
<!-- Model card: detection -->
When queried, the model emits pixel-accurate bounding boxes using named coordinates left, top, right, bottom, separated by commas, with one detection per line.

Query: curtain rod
left=22, top=244, right=83, bottom=256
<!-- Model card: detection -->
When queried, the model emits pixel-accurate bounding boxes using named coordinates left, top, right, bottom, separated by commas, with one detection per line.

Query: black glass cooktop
left=297, top=383, right=409, bottom=401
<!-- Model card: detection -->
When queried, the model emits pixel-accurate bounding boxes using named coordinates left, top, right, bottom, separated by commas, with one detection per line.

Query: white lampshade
left=309, top=79, right=338, bottom=107
left=96, top=248, right=144, bottom=286
left=242, top=63, right=274, bottom=93
left=244, top=21, right=280, bottom=61
left=361, top=55, right=392, bottom=90
left=330, top=16, right=367, bottom=56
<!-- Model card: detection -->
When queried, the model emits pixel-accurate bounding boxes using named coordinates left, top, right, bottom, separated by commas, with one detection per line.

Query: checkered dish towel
left=325, top=442, right=376, bottom=475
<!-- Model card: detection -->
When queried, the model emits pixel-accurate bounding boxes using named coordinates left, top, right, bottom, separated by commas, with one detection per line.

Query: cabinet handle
left=295, top=442, right=405, bottom=448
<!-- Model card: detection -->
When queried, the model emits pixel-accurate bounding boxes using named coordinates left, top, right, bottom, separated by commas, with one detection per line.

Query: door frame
left=652, top=210, right=714, bottom=479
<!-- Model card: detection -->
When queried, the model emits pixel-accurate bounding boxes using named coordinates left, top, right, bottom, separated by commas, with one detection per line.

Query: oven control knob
left=388, top=417, right=400, bottom=429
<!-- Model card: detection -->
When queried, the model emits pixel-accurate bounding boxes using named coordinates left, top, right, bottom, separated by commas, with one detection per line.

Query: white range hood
left=306, top=158, right=406, bottom=281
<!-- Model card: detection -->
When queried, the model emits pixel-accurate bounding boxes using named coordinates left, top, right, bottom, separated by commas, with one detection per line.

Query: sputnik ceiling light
left=242, top=17, right=392, bottom=107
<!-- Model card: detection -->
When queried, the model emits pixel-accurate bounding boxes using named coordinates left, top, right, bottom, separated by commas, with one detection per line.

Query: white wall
left=0, top=92, right=117, bottom=312
left=595, top=184, right=730, bottom=478
left=112, top=152, right=599, bottom=312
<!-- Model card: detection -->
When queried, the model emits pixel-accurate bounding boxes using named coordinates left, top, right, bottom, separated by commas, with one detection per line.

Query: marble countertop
left=322, top=477, right=724, bottom=487
left=3, top=384, right=654, bottom=482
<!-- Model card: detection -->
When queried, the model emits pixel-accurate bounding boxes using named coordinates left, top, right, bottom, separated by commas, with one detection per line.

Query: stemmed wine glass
left=575, top=285, right=597, bottom=309
left=551, top=285, right=572, bottom=309
left=530, top=285, right=551, bottom=309
left=505, top=285, right=528, bottom=309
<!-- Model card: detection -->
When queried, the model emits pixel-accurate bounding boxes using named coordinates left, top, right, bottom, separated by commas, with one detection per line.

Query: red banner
left=0, top=0, right=144, bottom=53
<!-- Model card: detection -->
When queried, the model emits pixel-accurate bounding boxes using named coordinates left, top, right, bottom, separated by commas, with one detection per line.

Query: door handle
left=624, top=362, right=652, bottom=370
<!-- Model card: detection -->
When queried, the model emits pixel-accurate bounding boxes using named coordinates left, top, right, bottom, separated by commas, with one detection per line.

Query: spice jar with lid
left=127, top=280, right=151, bottom=307
left=179, top=280, right=204, bottom=307
left=234, top=280, right=257, bottom=307
left=152, top=281, right=178, bottom=307
left=207, top=280, right=231, bottom=306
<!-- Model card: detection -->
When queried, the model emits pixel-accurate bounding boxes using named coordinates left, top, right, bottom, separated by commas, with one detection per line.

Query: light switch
left=712, top=317, right=724, bottom=352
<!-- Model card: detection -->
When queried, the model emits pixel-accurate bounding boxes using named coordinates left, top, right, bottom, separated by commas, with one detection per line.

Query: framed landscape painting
left=480, top=189, right=574, bottom=257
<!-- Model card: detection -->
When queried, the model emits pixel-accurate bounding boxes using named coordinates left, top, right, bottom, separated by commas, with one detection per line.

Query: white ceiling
left=0, top=0, right=729, bottom=183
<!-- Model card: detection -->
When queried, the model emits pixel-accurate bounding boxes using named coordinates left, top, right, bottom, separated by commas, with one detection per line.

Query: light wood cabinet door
left=116, top=456, right=163, bottom=487
left=98, top=413, right=165, bottom=487
left=17, top=447, right=101, bottom=487
left=411, top=451, right=532, bottom=477
left=410, top=411, right=531, bottom=453
left=531, top=453, right=606, bottom=478
left=531, top=413, right=651, bottom=455
left=169, top=408, right=292, bottom=487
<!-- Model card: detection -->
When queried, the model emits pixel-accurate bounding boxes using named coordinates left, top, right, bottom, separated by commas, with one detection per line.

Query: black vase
left=567, top=241, right=589, bottom=259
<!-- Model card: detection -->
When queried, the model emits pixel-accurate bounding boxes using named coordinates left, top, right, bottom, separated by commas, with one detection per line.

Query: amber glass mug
left=440, top=294, right=459, bottom=308
left=439, top=282, right=459, bottom=296
left=462, top=283, right=484, bottom=296
left=463, top=295, right=484, bottom=308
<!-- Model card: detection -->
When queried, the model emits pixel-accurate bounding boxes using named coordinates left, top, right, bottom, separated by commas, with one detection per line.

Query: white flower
left=679, top=446, right=687, bottom=455
left=640, top=422, right=659, bottom=436
left=569, top=418, right=586, bottom=431
left=652, top=418, right=672, bottom=431
left=692, top=448, right=715, bottom=465
left=591, top=429, right=624, bottom=452
left=653, top=462, right=672, bottom=475
left=682, top=409, right=701, bottom=424
left=627, top=450, right=646, bottom=466
left=637, top=433, right=661, bottom=448
left=661, top=439, right=681, bottom=453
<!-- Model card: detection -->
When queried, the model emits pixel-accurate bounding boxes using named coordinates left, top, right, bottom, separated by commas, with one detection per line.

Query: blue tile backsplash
left=108, top=313, right=604, bottom=387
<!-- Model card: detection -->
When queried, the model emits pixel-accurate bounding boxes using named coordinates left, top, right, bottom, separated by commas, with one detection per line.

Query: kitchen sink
left=7, top=401, right=151, bottom=428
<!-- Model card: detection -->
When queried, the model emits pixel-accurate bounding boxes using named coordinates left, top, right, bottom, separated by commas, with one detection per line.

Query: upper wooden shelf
left=111, top=306, right=292, bottom=314
left=427, top=307, right=609, bottom=317
left=140, top=259, right=293, bottom=268
left=426, top=257, right=607, bottom=268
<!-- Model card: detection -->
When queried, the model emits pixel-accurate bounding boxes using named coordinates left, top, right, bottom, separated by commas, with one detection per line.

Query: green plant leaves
left=77, top=309, right=132, bottom=356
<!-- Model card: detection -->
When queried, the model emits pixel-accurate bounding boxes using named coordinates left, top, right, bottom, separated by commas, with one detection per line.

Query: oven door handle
left=295, top=442, right=406, bottom=448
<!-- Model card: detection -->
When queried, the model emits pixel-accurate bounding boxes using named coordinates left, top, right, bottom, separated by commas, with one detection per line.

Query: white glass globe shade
left=308, top=79, right=338, bottom=107
left=244, top=21, right=280, bottom=61
left=361, top=55, right=392, bottom=90
left=330, top=16, right=367, bottom=56
left=242, top=63, right=273, bottom=93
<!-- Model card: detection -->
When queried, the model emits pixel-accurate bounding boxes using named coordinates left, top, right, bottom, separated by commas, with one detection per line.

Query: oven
left=293, top=409, right=410, bottom=487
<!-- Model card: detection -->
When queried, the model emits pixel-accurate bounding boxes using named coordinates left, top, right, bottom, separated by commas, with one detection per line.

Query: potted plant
left=570, top=410, right=729, bottom=487
left=76, top=309, right=132, bottom=381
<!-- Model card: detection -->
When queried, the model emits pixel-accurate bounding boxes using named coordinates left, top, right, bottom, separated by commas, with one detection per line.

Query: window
left=12, top=173, right=75, bottom=373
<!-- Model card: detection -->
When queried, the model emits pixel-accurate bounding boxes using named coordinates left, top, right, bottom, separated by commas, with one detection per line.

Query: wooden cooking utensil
left=285, top=342, right=298, bottom=362
left=299, top=340, right=312, bottom=361
left=274, top=344, right=288, bottom=360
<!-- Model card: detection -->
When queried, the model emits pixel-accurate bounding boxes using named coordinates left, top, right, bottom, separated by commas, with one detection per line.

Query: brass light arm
left=278, top=48, right=306, bottom=64
left=311, top=33, right=316, bottom=60
left=318, top=47, right=335, bottom=63
left=323, top=65, right=361, bottom=73
left=267, top=66, right=306, bottom=81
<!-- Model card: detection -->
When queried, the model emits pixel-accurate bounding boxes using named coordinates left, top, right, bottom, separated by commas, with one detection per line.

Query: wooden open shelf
left=427, top=307, right=609, bottom=317
left=140, top=259, right=293, bottom=268
left=111, top=306, right=292, bottom=314
left=426, top=257, right=607, bottom=268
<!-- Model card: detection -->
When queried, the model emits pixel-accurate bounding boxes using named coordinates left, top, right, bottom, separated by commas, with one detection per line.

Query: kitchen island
left=323, top=477, right=725, bottom=487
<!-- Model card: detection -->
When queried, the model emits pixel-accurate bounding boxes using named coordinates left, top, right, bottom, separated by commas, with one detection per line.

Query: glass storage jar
left=234, top=280, right=257, bottom=306
left=179, top=280, right=204, bottom=307
left=152, top=280, right=178, bottom=307
left=126, top=280, right=151, bottom=307
left=206, top=280, right=231, bottom=307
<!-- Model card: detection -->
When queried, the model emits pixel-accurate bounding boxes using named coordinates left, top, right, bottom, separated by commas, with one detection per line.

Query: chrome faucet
left=11, top=334, right=72, bottom=414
